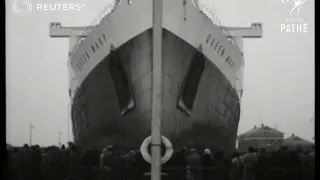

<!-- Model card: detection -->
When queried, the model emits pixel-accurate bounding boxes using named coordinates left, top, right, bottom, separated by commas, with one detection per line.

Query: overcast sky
left=6, top=0, right=314, bottom=146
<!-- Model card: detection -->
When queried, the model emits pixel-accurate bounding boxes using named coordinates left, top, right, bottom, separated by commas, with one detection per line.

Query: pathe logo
left=281, top=0, right=307, bottom=17
left=280, top=0, right=309, bottom=33
left=12, top=0, right=33, bottom=16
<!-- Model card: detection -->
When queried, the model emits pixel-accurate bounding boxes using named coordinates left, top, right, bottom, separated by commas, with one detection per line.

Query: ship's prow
left=49, top=0, right=263, bottom=157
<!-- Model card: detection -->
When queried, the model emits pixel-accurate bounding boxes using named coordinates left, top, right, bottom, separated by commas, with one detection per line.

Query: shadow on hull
left=71, top=28, right=240, bottom=156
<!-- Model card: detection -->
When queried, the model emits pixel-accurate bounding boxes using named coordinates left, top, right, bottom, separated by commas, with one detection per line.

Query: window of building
left=108, top=52, right=135, bottom=115
left=177, top=51, right=205, bottom=116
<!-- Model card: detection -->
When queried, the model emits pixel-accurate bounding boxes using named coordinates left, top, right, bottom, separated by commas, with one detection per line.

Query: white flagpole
left=29, top=123, right=32, bottom=146
left=67, top=101, right=70, bottom=142
left=29, top=123, right=36, bottom=146
left=59, top=132, right=63, bottom=145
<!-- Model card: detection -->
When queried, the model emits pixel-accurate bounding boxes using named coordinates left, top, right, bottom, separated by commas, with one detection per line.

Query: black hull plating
left=71, top=29, right=240, bottom=156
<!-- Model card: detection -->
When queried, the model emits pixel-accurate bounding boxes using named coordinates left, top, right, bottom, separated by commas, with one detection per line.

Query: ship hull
left=71, top=28, right=240, bottom=156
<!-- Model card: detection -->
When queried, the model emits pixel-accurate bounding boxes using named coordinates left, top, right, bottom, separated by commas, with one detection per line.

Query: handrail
left=195, top=1, right=241, bottom=53
left=69, top=0, right=120, bottom=59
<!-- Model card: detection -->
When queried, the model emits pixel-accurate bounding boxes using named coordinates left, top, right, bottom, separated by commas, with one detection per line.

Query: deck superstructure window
left=108, top=51, right=135, bottom=115
left=177, top=51, right=205, bottom=115
left=85, top=52, right=89, bottom=59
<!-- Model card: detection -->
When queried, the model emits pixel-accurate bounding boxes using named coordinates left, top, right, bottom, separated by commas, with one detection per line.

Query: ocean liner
left=50, top=0, right=262, bottom=156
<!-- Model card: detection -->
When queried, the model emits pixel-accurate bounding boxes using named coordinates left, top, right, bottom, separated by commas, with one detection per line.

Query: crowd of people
left=6, top=142, right=315, bottom=180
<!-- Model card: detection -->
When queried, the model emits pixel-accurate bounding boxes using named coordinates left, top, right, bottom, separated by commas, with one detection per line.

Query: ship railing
left=195, top=1, right=241, bottom=53
left=69, top=0, right=120, bottom=59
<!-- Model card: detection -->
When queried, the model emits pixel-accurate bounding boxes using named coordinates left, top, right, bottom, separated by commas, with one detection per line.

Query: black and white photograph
left=6, top=0, right=315, bottom=180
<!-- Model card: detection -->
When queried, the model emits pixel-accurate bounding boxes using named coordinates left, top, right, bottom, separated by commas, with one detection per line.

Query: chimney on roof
left=254, top=125, right=257, bottom=129
left=261, top=123, right=264, bottom=127
left=292, top=133, right=295, bottom=137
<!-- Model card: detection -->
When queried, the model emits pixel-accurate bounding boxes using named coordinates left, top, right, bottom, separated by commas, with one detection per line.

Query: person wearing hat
left=243, top=146, right=258, bottom=180
left=202, top=148, right=213, bottom=166
left=202, top=148, right=214, bottom=180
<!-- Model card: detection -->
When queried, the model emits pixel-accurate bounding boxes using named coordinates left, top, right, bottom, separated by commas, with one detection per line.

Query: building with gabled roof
left=237, top=124, right=284, bottom=151
left=283, top=134, right=314, bottom=151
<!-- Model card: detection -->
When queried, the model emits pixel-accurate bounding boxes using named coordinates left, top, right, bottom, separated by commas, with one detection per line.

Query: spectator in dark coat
left=7, top=147, right=21, bottom=180
left=202, top=149, right=214, bottom=180
left=214, top=151, right=230, bottom=180
left=66, top=143, right=80, bottom=180
left=256, top=148, right=270, bottom=180
left=287, top=150, right=302, bottom=180
left=20, top=144, right=32, bottom=180
left=178, top=147, right=188, bottom=166
left=186, top=148, right=202, bottom=180
left=202, top=149, right=213, bottom=167
left=187, top=148, right=202, bottom=166
left=30, top=145, right=42, bottom=180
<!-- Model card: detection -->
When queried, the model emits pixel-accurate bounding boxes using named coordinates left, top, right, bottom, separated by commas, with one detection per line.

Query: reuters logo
left=12, top=0, right=33, bottom=16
